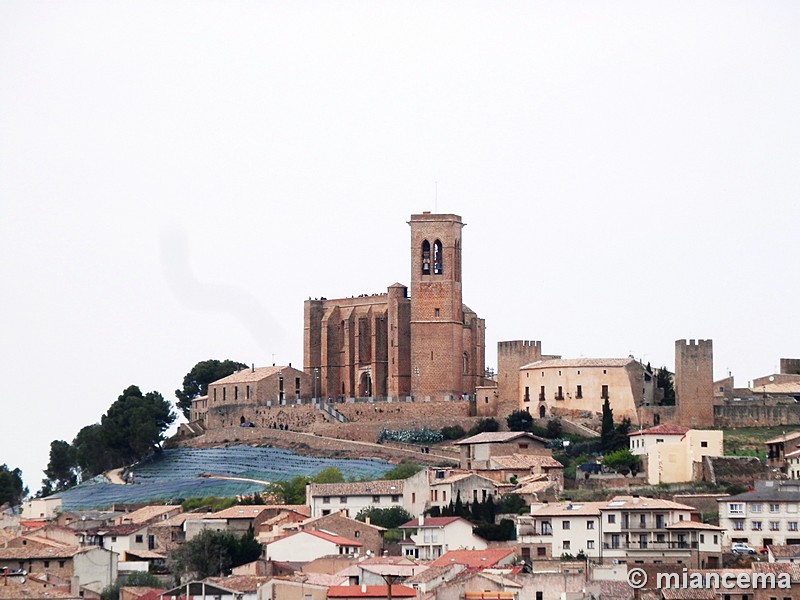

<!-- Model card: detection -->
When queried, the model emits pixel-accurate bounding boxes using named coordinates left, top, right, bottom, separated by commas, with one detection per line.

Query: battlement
left=676, top=339, right=713, bottom=349
left=498, top=340, right=542, bottom=353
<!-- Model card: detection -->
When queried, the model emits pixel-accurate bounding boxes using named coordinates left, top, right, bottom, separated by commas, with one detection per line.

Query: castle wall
left=782, top=358, right=800, bottom=375
left=497, top=341, right=545, bottom=417
left=675, top=339, right=714, bottom=427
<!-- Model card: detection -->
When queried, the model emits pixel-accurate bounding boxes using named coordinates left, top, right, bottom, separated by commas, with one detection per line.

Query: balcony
left=604, top=541, right=698, bottom=551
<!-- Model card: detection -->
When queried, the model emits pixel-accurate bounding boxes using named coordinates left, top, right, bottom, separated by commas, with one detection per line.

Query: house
left=86, top=523, right=153, bottom=559
left=256, top=577, right=329, bottom=600
left=161, top=577, right=269, bottom=600
left=114, top=506, right=182, bottom=526
left=454, top=432, right=550, bottom=471
left=306, top=470, right=428, bottom=518
left=519, top=357, right=653, bottom=422
left=20, top=498, right=63, bottom=521
left=398, top=517, right=487, bottom=560
left=719, top=480, right=800, bottom=549
left=428, top=471, right=499, bottom=510
left=767, top=544, right=800, bottom=563
left=264, top=530, right=361, bottom=562
left=334, top=557, right=428, bottom=587
left=766, top=431, right=800, bottom=474
left=0, top=546, right=117, bottom=594
left=298, top=510, right=386, bottom=556
left=519, top=496, right=722, bottom=568
left=629, top=424, right=724, bottom=484
left=427, top=571, right=523, bottom=600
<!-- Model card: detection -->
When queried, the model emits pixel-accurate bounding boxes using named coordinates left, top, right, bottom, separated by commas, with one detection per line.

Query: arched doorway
left=358, top=370, right=372, bottom=398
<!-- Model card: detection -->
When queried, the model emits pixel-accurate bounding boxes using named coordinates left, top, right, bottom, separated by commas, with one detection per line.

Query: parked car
left=731, top=543, right=757, bottom=554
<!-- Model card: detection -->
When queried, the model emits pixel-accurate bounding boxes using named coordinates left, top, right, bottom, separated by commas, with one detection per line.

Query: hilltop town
left=4, top=212, right=800, bottom=600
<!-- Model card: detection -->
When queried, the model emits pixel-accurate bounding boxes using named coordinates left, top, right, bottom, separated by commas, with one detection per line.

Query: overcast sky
left=2, top=1, right=799, bottom=492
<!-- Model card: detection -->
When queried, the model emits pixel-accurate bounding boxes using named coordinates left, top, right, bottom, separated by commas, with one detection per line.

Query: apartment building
left=719, top=480, right=800, bottom=549
left=518, top=496, right=722, bottom=568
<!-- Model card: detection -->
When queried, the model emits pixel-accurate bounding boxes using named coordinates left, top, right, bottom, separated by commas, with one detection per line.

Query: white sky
left=2, top=1, right=799, bottom=492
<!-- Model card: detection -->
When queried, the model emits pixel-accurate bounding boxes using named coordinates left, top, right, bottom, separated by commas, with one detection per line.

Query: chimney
left=289, top=362, right=292, bottom=368
left=361, top=584, right=367, bottom=593
left=418, top=515, right=424, bottom=526
left=251, top=364, right=255, bottom=373
left=365, top=516, right=371, bottom=525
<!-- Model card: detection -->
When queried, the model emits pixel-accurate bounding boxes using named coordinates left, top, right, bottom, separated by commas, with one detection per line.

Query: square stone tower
left=675, top=339, right=714, bottom=427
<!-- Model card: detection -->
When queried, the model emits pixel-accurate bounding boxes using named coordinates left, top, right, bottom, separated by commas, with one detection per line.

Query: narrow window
left=234, top=386, right=238, bottom=401
left=539, top=386, right=545, bottom=401
left=213, top=388, right=217, bottom=402
left=222, top=387, right=226, bottom=401
left=556, top=386, right=563, bottom=400
left=524, top=386, right=530, bottom=402
left=576, top=385, right=582, bottom=398
left=434, top=308, right=440, bottom=317
left=463, top=353, right=469, bottom=374
left=421, top=240, right=431, bottom=275
left=601, top=385, right=609, bottom=400
left=295, top=377, right=301, bottom=396
left=433, top=239, right=443, bottom=274
left=246, top=385, right=250, bottom=400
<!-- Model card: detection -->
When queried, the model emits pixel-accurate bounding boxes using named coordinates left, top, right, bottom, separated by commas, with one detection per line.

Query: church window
left=433, top=240, right=443, bottom=274
left=463, top=353, right=469, bottom=374
left=422, top=240, right=431, bottom=275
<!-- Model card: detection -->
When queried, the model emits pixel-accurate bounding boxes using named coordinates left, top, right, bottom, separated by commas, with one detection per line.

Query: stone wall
left=675, top=339, right=714, bottom=427
left=713, top=404, right=800, bottom=427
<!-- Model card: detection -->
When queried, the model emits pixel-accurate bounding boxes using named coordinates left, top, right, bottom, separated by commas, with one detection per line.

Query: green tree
left=440, top=425, right=466, bottom=440
left=100, top=572, right=163, bottom=600
left=101, top=386, right=175, bottom=466
left=498, top=494, right=528, bottom=515
left=546, top=419, right=564, bottom=439
left=355, top=506, right=412, bottom=529
left=43, top=440, right=78, bottom=493
left=467, top=418, right=499, bottom=437
left=172, top=528, right=261, bottom=579
left=73, top=423, right=114, bottom=479
left=382, top=461, right=422, bottom=480
left=312, top=467, right=345, bottom=484
left=267, top=475, right=310, bottom=505
left=0, top=465, right=26, bottom=506
left=506, top=410, right=533, bottom=432
left=657, top=367, right=676, bottom=405
left=602, top=448, right=642, bottom=476
left=176, top=359, right=248, bottom=419
left=600, top=398, right=615, bottom=453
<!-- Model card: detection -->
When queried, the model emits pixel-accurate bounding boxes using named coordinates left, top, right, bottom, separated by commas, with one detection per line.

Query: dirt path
left=105, top=468, right=126, bottom=484
left=200, top=474, right=272, bottom=486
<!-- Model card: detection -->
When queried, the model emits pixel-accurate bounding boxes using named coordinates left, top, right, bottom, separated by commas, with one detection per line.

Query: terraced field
left=54, top=446, right=394, bottom=510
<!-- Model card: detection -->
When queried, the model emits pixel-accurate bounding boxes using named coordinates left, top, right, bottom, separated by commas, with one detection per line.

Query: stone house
left=298, top=510, right=386, bottom=557
left=264, top=530, right=361, bottom=562
left=0, top=546, right=117, bottom=594
left=454, top=431, right=550, bottom=471
left=629, top=424, right=724, bottom=484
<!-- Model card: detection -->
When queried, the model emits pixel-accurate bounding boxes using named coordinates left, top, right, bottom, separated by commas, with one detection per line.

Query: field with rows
left=54, top=446, right=394, bottom=509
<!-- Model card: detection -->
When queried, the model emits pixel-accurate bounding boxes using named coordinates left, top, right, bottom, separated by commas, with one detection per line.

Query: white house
left=629, top=424, right=723, bottom=484
left=265, top=529, right=361, bottom=562
left=398, top=516, right=487, bottom=560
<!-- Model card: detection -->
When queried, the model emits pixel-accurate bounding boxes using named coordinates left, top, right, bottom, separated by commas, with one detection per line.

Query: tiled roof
left=488, top=454, right=563, bottom=469
left=404, top=565, right=451, bottom=584
left=399, top=517, right=462, bottom=528
left=768, top=544, right=800, bottom=559
left=752, top=561, right=800, bottom=580
left=202, top=576, right=271, bottom=593
left=116, top=505, right=180, bottom=525
left=96, top=523, right=149, bottom=536
left=604, top=496, right=695, bottom=511
left=212, top=366, right=295, bottom=385
left=628, top=424, right=690, bottom=437
left=766, top=431, right=800, bottom=444
left=309, top=480, right=404, bottom=497
left=326, top=586, right=416, bottom=598
left=665, top=521, right=722, bottom=530
left=211, top=505, right=272, bottom=519
left=521, top=358, right=635, bottom=370
left=661, top=589, right=714, bottom=600
left=0, top=546, right=80, bottom=560
left=530, top=502, right=605, bottom=517
left=454, top=432, right=547, bottom=445
left=429, top=548, right=515, bottom=569
left=0, top=581, right=80, bottom=600
left=303, top=530, right=361, bottom=546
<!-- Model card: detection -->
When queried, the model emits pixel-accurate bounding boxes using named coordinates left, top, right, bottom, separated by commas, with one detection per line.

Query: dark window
left=135, top=535, right=143, bottom=543
left=433, top=239, right=443, bottom=274
left=372, top=495, right=381, bottom=503
left=222, top=387, right=226, bottom=401
left=701, top=441, right=708, bottom=448
left=295, top=377, right=301, bottom=396
left=539, top=386, right=546, bottom=401
left=524, top=386, right=530, bottom=402
left=435, top=308, right=440, bottom=317
left=601, top=385, right=609, bottom=400
left=422, top=240, right=431, bottom=275
left=576, top=385, right=583, bottom=399
left=556, top=386, right=564, bottom=400
left=234, top=386, right=238, bottom=401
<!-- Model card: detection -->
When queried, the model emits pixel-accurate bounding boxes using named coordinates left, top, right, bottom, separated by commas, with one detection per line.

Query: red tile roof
left=628, top=423, right=690, bottom=437
left=326, top=586, right=416, bottom=598
left=399, top=517, right=462, bottom=528
left=430, top=548, right=516, bottom=569
left=303, top=530, right=362, bottom=546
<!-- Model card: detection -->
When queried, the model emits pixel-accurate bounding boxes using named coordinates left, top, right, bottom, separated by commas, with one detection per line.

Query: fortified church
left=304, top=212, right=487, bottom=402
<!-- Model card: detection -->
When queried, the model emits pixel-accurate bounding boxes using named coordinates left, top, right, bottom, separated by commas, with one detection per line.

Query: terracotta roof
left=300, top=530, right=361, bottom=546
left=0, top=581, right=80, bottom=600
left=665, top=521, right=722, bottom=531
left=96, top=523, right=149, bottom=536
left=300, top=511, right=386, bottom=531
left=326, top=586, right=416, bottom=598
left=628, top=424, right=690, bottom=437
left=212, top=366, right=300, bottom=385
left=752, top=561, right=800, bottom=580
left=604, top=496, right=695, bottom=511
left=429, top=548, right=516, bottom=569
left=455, top=432, right=547, bottom=445
left=302, top=573, right=349, bottom=586
left=202, top=576, right=271, bottom=593
left=0, top=546, right=80, bottom=560
left=488, top=454, right=563, bottom=469
left=768, top=544, right=800, bottom=559
left=404, top=564, right=452, bottom=584
left=211, top=505, right=272, bottom=520
left=661, top=589, right=715, bottom=600
left=399, top=517, right=463, bottom=528
left=116, top=505, right=180, bottom=525
left=521, top=358, right=635, bottom=370
left=309, top=480, right=404, bottom=497
left=766, top=431, right=800, bottom=444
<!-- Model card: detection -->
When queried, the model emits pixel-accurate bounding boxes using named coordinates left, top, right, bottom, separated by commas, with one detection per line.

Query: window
left=433, top=240, right=443, bottom=274
left=608, top=514, right=616, bottom=524
left=340, top=496, right=347, bottom=504
left=295, top=377, right=301, bottom=396
left=536, top=593, right=543, bottom=600
left=246, top=385, right=250, bottom=400
left=537, top=548, right=546, bottom=557
left=435, top=308, right=440, bottom=318
left=563, top=541, right=571, bottom=550
left=524, top=386, right=530, bottom=402
left=58, top=561, right=65, bottom=568
left=587, top=540, right=595, bottom=549
left=135, top=534, right=144, bottom=543
left=556, top=386, right=564, bottom=400
left=701, top=441, right=708, bottom=448
left=372, top=495, right=381, bottom=503
left=392, top=495, right=400, bottom=503
left=587, top=521, right=595, bottom=530
left=700, top=534, right=705, bottom=543
left=752, top=521, right=762, bottom=531
left=223, top=387, right=226, bottom=401
left=751, top=504, right=763, bottom=513
left=733, top=520, right=745, bottom=531
left=789, top=522, right=798, bottom=531
left=729, top=503, right=744, bottom=515
left=576, top=385, right=583, bottom=399
left=539, top=386, right=546, bottom=401
left=234, top=386, right=238, bottom=400
left=601, top=385, right=609, bottom=399
left=562, top=520, right=570, bottom=530
left=354, top=531, right=360, bottom=538
left=422, top=240, right=431, bottom=275
left=770, top=521, right=780, bottom=531
left=323, top=496, right=330, bottom=504
left=44, top=561, right=50, bottom=568
left=713, top=535, right=718, bottom=544
left=770, top=504, right=781, bottom=513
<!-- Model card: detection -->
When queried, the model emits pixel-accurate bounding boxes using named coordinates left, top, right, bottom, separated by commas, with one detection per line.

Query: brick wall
left=675, top=339, right=714, bottom=427
left=713, top=404, right=800, bottom=427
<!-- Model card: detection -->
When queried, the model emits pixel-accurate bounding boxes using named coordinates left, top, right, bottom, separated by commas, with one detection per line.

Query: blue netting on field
left=53, top=446, right=393, bottom=510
